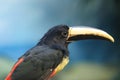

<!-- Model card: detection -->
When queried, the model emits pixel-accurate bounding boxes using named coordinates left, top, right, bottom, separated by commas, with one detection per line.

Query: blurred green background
left=0, top=0, right=120, bottom=80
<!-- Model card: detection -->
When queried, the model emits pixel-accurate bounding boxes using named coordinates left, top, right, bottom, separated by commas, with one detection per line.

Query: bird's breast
left=54, top=56, right=69, bottom=73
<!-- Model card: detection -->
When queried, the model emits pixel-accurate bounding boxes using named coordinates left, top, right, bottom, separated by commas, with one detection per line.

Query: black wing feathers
left=11, top=46, right=63, bottom=80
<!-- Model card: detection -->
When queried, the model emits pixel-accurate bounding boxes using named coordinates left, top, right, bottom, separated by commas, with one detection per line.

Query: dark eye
left=61, top=32, right=68, bottom=37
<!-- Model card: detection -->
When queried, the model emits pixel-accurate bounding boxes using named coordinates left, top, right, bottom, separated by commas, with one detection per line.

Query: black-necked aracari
left=5, top=25, right=114, bottom=80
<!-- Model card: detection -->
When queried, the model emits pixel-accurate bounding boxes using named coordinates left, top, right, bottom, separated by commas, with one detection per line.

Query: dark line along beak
left=67, top=26, right=114, bottom=42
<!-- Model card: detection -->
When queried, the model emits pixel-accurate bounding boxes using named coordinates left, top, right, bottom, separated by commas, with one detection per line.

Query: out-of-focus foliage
left=53, top=62, right=120, bottom=80
left=0, top=57, right=14, bottom=80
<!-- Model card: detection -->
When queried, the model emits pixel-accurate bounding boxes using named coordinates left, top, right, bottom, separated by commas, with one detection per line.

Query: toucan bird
left=5, top=25, right=114, bottom=80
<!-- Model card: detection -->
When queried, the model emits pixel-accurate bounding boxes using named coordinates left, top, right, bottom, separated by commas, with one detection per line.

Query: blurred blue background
left=0, top=0, right=120, bottom=80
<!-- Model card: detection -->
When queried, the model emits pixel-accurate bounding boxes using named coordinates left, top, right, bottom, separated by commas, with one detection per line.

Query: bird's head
left=38, top=25, right=114, bottom=49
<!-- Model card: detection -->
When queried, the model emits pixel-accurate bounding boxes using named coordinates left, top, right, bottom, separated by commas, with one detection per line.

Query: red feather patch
left=5, top=58, right=24, bottom=80
left=49, top=70, right=56, bottom=79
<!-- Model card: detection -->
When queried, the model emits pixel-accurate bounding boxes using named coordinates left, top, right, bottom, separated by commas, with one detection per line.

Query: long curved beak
left=67, top=26, right=114, bottom=42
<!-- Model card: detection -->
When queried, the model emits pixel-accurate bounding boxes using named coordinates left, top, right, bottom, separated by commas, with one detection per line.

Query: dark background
left=0, top=0, right=120, bottom=80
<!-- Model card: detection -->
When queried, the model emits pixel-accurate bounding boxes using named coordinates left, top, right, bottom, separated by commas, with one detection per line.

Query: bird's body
left=6, top=25, right=70, bottom=80
left=5, top=25, right=114, bottom=80
left=7, top=45, right=69, bottom=80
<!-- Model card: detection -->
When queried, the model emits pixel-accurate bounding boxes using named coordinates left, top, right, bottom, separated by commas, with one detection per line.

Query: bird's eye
left=61, top=32, right=68, bottom=38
